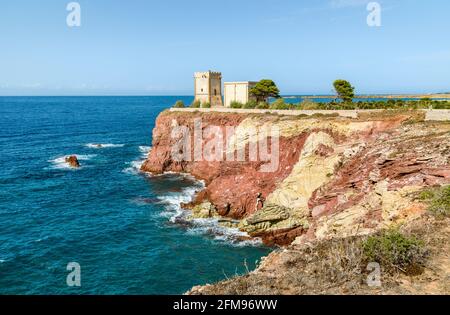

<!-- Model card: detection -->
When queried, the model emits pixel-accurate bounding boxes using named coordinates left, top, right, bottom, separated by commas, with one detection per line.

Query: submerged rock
left=65, top=155, right=80, bottom=168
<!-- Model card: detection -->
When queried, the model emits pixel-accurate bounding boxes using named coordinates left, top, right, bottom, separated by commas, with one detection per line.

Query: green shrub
left=337, top=101, right=357, bottom=110
left=420, top=185, right=450, bottom=218
left=362, top=229, right=426, bottom=273
left=418, top=190, right=435, bottom=201
left=311, top=113, right=339, bottom=118
left=269, top=98, right=293, bottom=110
left=173, top=100, right=185, bottom=108
left=396, top=99, right=406, bottom=107
left=222, top=98, right=450, bottom=111
left=269, top=98, right=284, bottom=109
left=191, top=100, right=201, bottom=108
left=256, top=102, right=269, bottom=109
left=230, top=101, right=243, bottom=109
left=201, top=102, right=211, bottom=108
left=243, top=100, right=257, bottom=109
left=298, top=100, right=319, bottom=110
left=432, top=101, right=450, bottom=109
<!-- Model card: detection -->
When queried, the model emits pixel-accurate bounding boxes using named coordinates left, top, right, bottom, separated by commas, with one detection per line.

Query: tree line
left=173, top=79, right=450, bottom=110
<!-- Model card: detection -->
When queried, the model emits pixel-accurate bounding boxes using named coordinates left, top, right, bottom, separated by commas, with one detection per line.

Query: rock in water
left=190, top=202, right=218, bottom=219
left=65, top=155, right=80, bottom=168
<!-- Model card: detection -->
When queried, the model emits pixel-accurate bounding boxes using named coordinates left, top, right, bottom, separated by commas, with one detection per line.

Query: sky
left=1, top=0, right=449, bottom=96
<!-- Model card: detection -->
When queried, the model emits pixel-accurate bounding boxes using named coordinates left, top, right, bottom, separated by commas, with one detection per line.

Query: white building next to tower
left=223, top=81, right=257, bottom=107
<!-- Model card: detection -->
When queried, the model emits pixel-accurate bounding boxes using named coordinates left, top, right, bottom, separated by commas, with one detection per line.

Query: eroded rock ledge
left=141, top=110, right=450, bottom=246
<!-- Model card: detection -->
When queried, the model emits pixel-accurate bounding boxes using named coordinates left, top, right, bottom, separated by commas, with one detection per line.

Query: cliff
left=142, top=110, right=449, bottom=244
left=142, top=111, right=450, bottom=294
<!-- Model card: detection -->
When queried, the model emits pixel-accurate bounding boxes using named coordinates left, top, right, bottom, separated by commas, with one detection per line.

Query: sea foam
left=156, top=177, right=261, bottom=247
left=139, top=146, right=152, bottom=154
left=125, top=146, right=261, bottom=246
left=85, top=143, right=124, bottom=149
left=122, top=146, right=152, bottom=175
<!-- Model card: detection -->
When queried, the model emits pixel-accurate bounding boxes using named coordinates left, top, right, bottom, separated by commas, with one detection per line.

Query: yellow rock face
left=266, top=131, right=340, bottom=212
left=240, top=131, right=346, bottom=234
left=226, top=117, right=375, bottom=154
left=313, top=181, right=426, bottom=240
left=234, top=117, right=380, bottom=235
left=225, top=115, right=430, bottom=239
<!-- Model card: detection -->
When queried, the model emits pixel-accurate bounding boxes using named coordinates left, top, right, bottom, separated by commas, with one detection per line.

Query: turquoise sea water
left=0, top=96, right=271, bottom=294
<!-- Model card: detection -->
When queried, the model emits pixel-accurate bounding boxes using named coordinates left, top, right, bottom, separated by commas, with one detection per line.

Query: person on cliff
left=255, top=193, right=265, bottom=212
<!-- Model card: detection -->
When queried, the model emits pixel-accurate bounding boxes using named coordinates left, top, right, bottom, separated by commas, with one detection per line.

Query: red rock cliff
left=142, top=110, right=450, bottom=245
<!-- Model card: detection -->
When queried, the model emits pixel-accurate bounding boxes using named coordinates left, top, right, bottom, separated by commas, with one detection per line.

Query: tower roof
left=194, top=71, right=222, bottom=78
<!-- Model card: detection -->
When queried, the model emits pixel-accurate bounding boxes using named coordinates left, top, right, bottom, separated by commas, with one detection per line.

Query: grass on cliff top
left=418, top=185, right=450, bottom=219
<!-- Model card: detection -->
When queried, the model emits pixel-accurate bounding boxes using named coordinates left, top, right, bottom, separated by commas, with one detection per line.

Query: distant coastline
left=285, top=93, right=450, bottom=99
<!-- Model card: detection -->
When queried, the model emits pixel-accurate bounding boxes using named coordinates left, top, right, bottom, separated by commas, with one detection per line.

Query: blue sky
left=1, top=0, right=449, bottom=96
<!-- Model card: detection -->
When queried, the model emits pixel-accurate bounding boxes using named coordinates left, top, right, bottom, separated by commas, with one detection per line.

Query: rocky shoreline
left=141, top=109, right=449, bottom=294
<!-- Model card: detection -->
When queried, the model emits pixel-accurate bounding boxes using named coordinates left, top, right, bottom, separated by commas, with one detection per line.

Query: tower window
left=214, top=89, right=217, bottom=95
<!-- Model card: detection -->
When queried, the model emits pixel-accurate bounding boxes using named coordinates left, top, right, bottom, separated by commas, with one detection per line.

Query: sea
left=0, top=96, right=272, bottom=294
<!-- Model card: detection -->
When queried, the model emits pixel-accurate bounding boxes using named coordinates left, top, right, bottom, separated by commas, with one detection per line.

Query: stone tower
left=194, top=71, right=223, bottom=107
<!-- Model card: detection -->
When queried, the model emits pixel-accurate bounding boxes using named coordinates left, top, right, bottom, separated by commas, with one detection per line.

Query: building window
left=214, top=89, right=217, bottom=95
left=201, top=88, right=203, bottom=92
